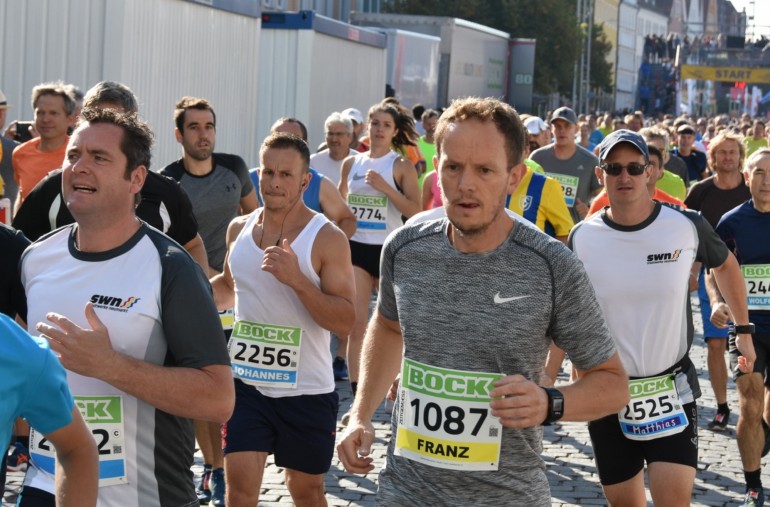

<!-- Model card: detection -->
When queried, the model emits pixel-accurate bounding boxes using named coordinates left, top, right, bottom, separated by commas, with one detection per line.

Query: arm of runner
left=689, top=261, right=701, bottom=292
left=541, top=342, right=566, bottom=387
left=338, top=156, right=354, bottom=200
left=239, top=187, right=260, bottom=215
left=39, top=303, right=234, bottom=422
left=709, top=253, right=756, bottom=371
left=262, top=224, right=355, bottom=337
left=366, top=157, right=421, bottom=219
left=574, top=197, right=589, bottom=220
left=337, top=309, right=403, bottom=473
left=704, top=268, right=731, bottom=329
left=490, top=351, right=628, bottom=428
left=49, top=407, right=99, bottom=507
left=183, top=233, right=210, bottom=274
left=318, top=177, right=357, bottom=238
left=210, top=216, right=249, bottom=310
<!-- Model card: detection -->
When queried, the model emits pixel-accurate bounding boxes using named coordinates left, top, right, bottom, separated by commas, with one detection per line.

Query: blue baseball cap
left=597, top=129, right=649, bottom=162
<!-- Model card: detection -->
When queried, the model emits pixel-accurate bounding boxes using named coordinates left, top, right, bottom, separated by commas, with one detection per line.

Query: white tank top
left=229, top=210, right=334, bottom=397
left=347, top=150, right=403, bottom=244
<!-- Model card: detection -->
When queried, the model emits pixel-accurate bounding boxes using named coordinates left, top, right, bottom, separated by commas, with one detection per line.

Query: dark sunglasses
left=601, top=162, right=648, bottom=176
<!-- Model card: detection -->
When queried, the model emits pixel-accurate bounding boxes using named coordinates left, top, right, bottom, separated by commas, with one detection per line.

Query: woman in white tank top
left=337, top=100, right=421, bottom=412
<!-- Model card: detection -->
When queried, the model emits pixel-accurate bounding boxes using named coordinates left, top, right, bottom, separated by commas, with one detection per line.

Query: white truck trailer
left=351, top=13, right=510, bottom=108
left=258, top=10, right=387, bottom=152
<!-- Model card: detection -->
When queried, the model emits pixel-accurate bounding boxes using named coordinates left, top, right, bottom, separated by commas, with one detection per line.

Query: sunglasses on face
left=601, top=162, right=648, bottom=176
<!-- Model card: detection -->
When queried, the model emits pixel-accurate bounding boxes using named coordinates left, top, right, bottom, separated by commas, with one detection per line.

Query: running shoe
left=333, top=357, right=349, bottom=381
left=6, top=442, right=30, bottom=472
left=340, top=410, right=351, bottom=427
left=742, top=488, right=765, bottom=507
left=196, top=467, right=212, bottom=505
left=210, top=467, right=225, bottom=506
left=707, top=410, right=729, bottom=431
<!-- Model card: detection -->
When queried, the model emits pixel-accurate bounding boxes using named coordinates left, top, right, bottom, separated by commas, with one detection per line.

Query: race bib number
left=394, top=358, right=503, bottom=471
left=30, top=395, right=127, bottom=487
left=347, top=194, right=388, bottom=231
left=618, top=374, right=687, bottom=441
left=546, top=173, right=579, bottom=207
left=742, top=264, right=770, bottom=311
left=229, top=321, right=301, bottom=389
left=219, top=308, right=235, bottom=331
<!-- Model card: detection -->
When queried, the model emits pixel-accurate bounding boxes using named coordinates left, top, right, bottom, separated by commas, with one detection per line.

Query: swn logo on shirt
left=646, top=249, right=682, bottom=264
left=90, top=294, right=141, bottom=313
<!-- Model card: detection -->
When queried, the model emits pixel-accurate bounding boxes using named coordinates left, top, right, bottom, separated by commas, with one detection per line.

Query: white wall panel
left=257, top=26, right=385, bottom=154
left=0, top=0, right=107, bottom=121
left=0, top=0, right=261, bottom=167
left=306, top=32, right=385, bottom=150
left=116, top=0, right=261, bottom=167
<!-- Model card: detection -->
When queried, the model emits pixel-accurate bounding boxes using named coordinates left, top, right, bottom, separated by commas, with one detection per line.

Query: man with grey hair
left=310, top=112, right=357, bottom=188
left=12, top=81, right=76, bottom=210
left=640, top=126, right=688, bottom=199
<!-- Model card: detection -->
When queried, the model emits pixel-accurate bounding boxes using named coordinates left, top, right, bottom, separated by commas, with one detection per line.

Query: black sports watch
left=541, top=387, right=564, bottom=425
left=733, top=323, right=756, bottom=335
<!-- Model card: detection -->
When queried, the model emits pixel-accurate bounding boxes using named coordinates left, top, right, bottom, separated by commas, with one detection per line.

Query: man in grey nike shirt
left=337, top=97, right=629, bottom=506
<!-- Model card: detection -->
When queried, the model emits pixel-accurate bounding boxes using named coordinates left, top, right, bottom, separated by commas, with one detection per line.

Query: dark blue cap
left=597, top=129, right=649, bottom=162
left=551, top=107, right=577, bottom=125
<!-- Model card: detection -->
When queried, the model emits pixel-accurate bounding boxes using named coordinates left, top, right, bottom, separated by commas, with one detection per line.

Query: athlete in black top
left=12, top=169, right=207, bottom=268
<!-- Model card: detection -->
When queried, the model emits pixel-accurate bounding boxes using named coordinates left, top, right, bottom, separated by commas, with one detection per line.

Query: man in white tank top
left=211, top=132, right=356, bottom=506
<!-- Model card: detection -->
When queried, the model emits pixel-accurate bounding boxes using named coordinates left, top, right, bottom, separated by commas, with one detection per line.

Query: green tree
left=590, top=22, right=614, bottom=92
left=382, top=0, right=613, bottom=96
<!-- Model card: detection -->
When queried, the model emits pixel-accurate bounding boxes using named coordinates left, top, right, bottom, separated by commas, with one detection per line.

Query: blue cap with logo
left=597, top=129, right=649, bottom=162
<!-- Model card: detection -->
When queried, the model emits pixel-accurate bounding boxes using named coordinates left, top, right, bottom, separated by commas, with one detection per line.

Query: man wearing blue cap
left=530, top=106, right=602, bottom=223
left=569, top=129, right=756, bottom=506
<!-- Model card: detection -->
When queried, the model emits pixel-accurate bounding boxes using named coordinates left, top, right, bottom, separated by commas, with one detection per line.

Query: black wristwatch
left=541, top=387, right=564, bottom=425
left=733, top=323, right=756, bottom=335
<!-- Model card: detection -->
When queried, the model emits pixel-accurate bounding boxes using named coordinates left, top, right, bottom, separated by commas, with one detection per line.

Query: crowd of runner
left=1, top=80, right=769, bottom=507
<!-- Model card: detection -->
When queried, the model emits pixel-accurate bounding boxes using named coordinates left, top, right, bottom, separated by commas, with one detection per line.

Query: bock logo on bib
left=229, top=321, right=301, bottom=388
left=347, top=193, right=388, bottom=231
left=618, top=374, right=687, bottom=441
left=394, top=358, right=503, bottom=471
left=31, top=395, right=127, bottom=487
left=545, top=173, right=579, bottom=207
left=742, top=264, right=770, bottom=311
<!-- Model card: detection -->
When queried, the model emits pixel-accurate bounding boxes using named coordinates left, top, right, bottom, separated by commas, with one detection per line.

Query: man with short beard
left=337, top=97, right=628, bottom=506
left=160, top=96, right=258, bottom=506
left=161, top=97, right=259, bottom=277
left=686, top=132, right=752, bottom=434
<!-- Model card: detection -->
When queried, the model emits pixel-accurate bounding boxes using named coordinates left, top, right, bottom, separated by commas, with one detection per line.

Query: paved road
left=4, top=295, right=766, bottom=506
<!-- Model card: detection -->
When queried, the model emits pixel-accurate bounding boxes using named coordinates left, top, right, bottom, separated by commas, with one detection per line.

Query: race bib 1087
left=394, top=358, right=504, bottom=471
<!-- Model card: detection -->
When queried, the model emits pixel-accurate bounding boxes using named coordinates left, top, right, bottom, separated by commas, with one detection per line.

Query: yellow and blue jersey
left=507, top=167, right=574, bottom=237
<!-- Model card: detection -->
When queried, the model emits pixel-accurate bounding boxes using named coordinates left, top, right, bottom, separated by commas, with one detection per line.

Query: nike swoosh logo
left=352, top=173, right=366, bottom=181
left=493, top=293, right=531, bottom=304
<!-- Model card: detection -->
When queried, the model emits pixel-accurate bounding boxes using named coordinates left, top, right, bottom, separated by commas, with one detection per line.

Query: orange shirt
left=12, top=137, right=67, bottom=200
left=587, top=188, right=686, bottom=216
